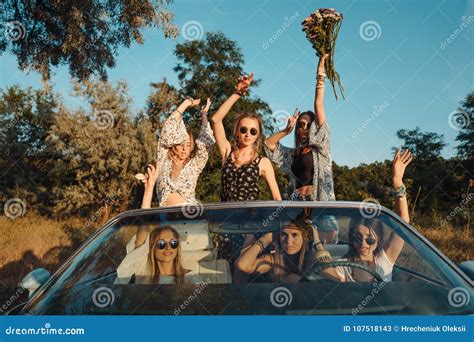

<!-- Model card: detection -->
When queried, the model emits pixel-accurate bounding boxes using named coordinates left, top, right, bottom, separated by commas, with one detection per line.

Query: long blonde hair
left=147, top=226, right=187, bottom=284
left=232, top=113, right=264, bottom=158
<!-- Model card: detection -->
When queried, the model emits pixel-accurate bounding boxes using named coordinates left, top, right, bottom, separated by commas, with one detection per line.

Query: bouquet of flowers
left=302, top=8, right=344, bottom=100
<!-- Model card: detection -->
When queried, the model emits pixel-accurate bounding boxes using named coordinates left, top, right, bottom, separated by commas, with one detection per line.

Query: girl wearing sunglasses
left=265, top=54, right=334, bottom=202
left=319, top=149, right=413, bottom=282
left=264, top=54, right=338, bottom=242
left=139, top=225, right=201, bottom=284
left=211, top=73, right=281, bottom=202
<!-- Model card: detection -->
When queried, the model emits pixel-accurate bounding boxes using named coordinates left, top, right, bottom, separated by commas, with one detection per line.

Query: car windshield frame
left=21, top=201, right=474, bottom=315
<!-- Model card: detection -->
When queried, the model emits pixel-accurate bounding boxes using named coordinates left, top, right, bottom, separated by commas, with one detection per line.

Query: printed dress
left=156, top=113, right=215, bottom=206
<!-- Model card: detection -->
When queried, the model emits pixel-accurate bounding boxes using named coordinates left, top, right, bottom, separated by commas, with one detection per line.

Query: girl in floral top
left=141, top=97, right=215, bottom=208
left=264, top=54, right=338, bottom=242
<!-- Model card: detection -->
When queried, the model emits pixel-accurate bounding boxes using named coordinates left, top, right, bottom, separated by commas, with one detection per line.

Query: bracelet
left=390, top=184, right=406, bottom=198
left=253, top=240, right=265, bottom=253
left=234, top=89, right=247, bottom=97
left=175, top=108, right=183, bottom=115
left=314, top=249, right=332, bottom=263
left=312, top=241, right=323, bottom=251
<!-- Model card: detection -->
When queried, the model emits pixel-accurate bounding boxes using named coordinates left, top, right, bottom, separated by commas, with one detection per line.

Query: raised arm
left=191, top=98, right=216, bottom=171
left=211, top=73, right=254, bottom=162
left=157, top=98, right=201, bottom=162
left=385, top=149, right=413, bottom=264
left=135, top=160, right=160, bottom=248
left=314, top=54, right=328, bottom=127
left=265, top=109, right=299, bottom=152
left=235, top=232, right=273, bottom=274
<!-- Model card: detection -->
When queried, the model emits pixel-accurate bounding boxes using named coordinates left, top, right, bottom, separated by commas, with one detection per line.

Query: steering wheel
left=306, top=260, right=384, bottom=282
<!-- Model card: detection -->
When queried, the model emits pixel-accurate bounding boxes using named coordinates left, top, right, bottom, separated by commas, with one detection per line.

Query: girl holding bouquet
left=264, top=54, right=338, bottom=243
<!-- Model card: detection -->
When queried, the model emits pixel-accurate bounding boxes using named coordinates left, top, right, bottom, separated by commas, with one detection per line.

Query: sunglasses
left=352, top=234, right=377, bottom=246
left=297, top=121, right=310, bottom=129
left=239, top=126, right=258, bottom=136
left=155, top=239, right=179, bottom=250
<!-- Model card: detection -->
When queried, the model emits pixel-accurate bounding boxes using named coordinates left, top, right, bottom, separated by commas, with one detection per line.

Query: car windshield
left=23, top=204, right=473, bottom=315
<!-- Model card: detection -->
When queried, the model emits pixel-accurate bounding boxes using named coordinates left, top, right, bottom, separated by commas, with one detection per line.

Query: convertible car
left=8, top=201, right=474, bottom=315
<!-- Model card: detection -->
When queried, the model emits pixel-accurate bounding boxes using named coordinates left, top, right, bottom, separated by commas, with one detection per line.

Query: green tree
left=46, top=80, right=155, bottom=219
left=394, top=127, right=448, bottom=213
left=455, top=91, right=473, bottom=161
left=0, top=0, right=178, bottom=83
left=0, top=86, right=58, bottom=210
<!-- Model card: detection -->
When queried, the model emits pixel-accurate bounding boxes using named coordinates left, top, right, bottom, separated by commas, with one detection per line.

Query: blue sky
left=1, top=0, right=473, bottom=167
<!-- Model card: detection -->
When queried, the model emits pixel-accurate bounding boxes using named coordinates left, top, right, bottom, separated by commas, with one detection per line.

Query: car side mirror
left=458, top=261, right=474, bottom=281
left=20, top=268, right=50, bottom=298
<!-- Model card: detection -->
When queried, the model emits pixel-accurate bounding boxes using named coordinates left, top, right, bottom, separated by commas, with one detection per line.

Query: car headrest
left=165, top=220, right=213, bottom=251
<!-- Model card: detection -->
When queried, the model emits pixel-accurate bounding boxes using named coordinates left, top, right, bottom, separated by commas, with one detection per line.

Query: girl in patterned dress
left=149, top=97, right=215, bottom=207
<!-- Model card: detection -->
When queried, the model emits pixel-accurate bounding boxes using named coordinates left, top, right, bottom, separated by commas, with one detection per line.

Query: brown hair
left=232, top=113, right=264, bottom=157
left=168, top=128, right=196, bottom=164
left=294, top=111, right=316, bottom=156
left=345, top=217, right=385, bottom=261
left=272, top=214, right=313, bottom=282
left=147, top=225, right=187, bottom=284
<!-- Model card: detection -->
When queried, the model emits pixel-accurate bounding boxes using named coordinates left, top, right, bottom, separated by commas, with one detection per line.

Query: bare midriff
left=297, top=185, right=313, bottom=196
left=164, top=192, right=188, bottom=206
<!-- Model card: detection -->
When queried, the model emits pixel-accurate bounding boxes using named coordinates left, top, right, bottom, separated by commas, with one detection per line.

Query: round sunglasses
left=352, top=234, right=377, bottom=246
left=297, top=121, right=310, bottom=129
left=239, top=126, right=258, bottom=136
left=155, top=239, right=179, bottom=250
